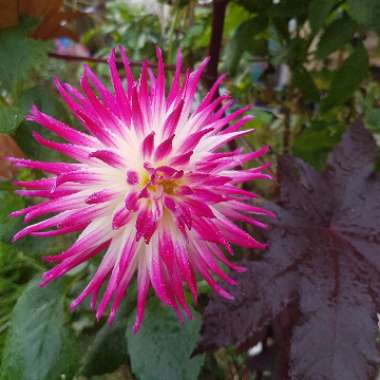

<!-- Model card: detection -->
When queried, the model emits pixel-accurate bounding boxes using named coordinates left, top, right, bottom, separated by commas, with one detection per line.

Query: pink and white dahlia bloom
left=10, top=47, right=273, bottom=331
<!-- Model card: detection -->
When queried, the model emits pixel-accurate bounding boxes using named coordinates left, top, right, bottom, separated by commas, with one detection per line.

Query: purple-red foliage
left=197, top=122, right=380, bottom=380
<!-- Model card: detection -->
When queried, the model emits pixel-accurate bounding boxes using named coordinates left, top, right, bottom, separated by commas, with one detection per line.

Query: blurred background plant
left=0, top=0, right=379, bottom=379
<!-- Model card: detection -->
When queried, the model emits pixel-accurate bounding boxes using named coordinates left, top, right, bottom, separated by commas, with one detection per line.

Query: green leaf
left=0, top=106, right=24, bottom=134
left=0, top=81, right=62, bottom=135
left=223, top=3, right=251, bottom=37
left=0, top=183, right=74, bottom=259
left=321, top=43, right=369, bottom=111
left=0, top=244, right=41, bottom=363
left=14, top=86, right=70, bottom=161
left=14, top=232, right=76, bottom=262
left=234, top=0, right=272, bottom=13
left=293, top=67, right=319, bottom=101
left=308, top=0, right=336, bottom=32
left=127, top=299, right=204, bottom=380
left=347, top=0, right=380, bottom=33
left=0, top=25, right=49, bottom=93
left=0, top=106, right=23, bottom=134
left=0, top=190, right=24, bottom=242
left=316, top=15, right=356, bottom=59
left=0, top=280, right=79, bottom=380
left=225, top=16, right=268, bottom=74
left=293, top=120, right=344, bottom=169
left=17, top=86, right=68, bottom=118
left=268, top=0, right=309, bottom=18
left=82, top=319, right=127, bottom=377
left=366, top=108, right=380, bottom=132
left=287, top=37, right=308, bottom=66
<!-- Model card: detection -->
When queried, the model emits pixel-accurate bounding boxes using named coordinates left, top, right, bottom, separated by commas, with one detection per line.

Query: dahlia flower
left=10, top=47, right=273, bottom=332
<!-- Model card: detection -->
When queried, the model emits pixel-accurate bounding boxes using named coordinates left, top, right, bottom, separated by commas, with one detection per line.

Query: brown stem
left=283, top=107, right=291, bottom=154
left=48, top=52, right=178, bottom=72
left=205, top=0, right=237, bottom=153
left=204, top=0, right=229, bottom=91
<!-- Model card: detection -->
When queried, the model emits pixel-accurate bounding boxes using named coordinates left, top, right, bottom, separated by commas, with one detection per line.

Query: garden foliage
left=0, top=0, right=379, bottom=379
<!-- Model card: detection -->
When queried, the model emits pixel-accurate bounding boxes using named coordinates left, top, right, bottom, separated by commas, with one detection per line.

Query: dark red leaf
left=197, top=122, right=380, bottom=380
left=0, top=0, right=19, bottom=29
left=0, top=134, right=24, bottom=179
left=0, top=0, right=80, bottom=41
